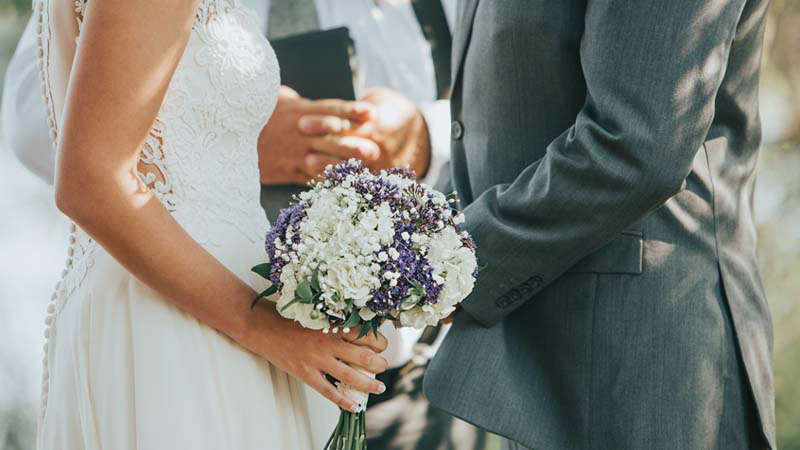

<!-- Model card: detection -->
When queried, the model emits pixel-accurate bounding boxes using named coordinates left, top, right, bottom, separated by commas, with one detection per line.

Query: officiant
left=2, top=0, right=485, bottom=448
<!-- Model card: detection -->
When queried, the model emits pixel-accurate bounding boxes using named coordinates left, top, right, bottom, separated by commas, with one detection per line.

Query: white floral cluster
left=401, top=224, right=477, bottom=329
left=267, top=161, right=477, bottom=332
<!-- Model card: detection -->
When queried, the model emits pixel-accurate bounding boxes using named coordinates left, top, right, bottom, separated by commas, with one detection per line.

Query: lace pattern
left=36, top=0, right=277, bottom=423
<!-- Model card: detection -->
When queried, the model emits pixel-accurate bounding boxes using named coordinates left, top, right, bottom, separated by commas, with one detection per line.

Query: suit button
left=451, top=120, right=464, bottom=141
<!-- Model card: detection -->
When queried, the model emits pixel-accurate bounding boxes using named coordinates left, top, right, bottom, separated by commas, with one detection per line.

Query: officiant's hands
left=297, top=87, right=431, bottom=177
left=348, top=87, right=431, bottom=177
left=258, top=86, right=431, bottom=185
left=258, top=86, right=380, bottom=184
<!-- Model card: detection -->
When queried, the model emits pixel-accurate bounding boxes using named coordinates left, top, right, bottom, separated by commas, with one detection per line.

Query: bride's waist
left=55, top=211, right=268, bottom=310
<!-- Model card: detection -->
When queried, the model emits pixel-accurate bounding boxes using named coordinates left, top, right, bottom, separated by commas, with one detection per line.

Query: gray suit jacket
left=423, top=1, right=775, bottom=449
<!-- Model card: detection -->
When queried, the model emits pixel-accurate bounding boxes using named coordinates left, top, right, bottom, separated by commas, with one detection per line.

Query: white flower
left=359, top=307, right=376, bottom=321
left=295, top=303, right=331, bottom=330
left=399, top=308, right=435, bottom=329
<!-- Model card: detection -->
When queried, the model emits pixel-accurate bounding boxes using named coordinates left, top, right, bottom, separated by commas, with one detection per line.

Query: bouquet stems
left=324, top=410, right=366, bottom=450
left=324, top=364, right=371, bottom=449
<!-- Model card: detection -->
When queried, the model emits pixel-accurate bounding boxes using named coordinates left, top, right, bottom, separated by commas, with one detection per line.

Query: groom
left=424, top=1, right=776, bottom=449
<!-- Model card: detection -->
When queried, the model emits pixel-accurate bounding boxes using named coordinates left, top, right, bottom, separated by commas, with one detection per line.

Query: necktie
left=267, top=0, right=320, bottom=39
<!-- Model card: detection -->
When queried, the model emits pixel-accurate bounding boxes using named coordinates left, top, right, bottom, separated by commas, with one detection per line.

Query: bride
left=35, top=0, right=389, bottom=448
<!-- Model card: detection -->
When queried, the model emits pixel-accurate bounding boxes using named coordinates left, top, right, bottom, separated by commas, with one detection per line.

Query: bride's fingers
left=326, top=358, right=386, bottom=395
left=342, top=329, right=388, bottom=353
left=307, top=371, right=360, bottom=413
left=334, top=341, right=388, bottom=374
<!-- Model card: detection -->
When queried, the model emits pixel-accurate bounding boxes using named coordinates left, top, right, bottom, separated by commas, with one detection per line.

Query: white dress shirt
left=2, top=0, right=455, bottom=368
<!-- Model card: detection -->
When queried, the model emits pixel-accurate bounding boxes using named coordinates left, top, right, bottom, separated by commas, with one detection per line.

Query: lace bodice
left=36, top=0, right=279, bottom=419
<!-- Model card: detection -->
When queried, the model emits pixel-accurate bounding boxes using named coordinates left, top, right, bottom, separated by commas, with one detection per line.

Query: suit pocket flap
left=566, top=231, right=643, bottom=274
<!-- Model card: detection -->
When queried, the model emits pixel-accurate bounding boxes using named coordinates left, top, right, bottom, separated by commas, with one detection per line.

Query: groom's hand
left=258, top=86, right=379, bottom=185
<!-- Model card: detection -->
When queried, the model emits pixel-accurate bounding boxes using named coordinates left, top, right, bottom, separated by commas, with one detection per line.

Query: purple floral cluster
left=264, top=203, right=305, bottom=289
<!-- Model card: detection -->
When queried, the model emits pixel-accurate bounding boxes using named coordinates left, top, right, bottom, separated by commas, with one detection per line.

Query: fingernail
left=297, top=116, right=312, bottom=133
left=376, top=384, right=386, bottom=394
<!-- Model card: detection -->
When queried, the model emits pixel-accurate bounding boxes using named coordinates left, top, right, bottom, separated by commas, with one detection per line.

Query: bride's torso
left=37, top=0, right=279, bottom=301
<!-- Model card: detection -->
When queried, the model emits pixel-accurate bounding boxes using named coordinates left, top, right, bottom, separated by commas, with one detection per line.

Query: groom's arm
left=461, top=0, right=750, bottom=326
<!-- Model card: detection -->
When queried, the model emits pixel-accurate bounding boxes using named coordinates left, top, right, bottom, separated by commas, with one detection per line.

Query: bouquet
left=251, top=159, right=477, bottom=450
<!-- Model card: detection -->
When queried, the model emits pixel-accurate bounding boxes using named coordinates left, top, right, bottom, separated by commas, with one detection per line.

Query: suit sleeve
left=460, top=0, right=747, bottom=326
left=1, top=17, right=55, bottom=185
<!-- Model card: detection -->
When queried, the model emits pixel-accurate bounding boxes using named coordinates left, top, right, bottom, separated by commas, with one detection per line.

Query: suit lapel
left=451, top=0, right=480, bottom=92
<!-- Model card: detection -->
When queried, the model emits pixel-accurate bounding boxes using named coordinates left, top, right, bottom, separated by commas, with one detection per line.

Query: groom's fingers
left=308, top=371, right=360, bottom=413
left=326, top=358, right=386, bottom=395
left=308, top=135, right=380, bottom=162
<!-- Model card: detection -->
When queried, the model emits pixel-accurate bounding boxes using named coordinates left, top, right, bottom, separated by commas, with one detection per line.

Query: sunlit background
left=1, top=1, right=798, bottom=449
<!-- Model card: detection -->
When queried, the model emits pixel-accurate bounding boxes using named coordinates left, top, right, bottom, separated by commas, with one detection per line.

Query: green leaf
left=400, top=294, right=421, bottom=311
left=279, top=297, right=301, bottom=312
left=296, top=279, right=313, bottom=302
left=311, top=269, right=321, bottom=292
left=412, top=280, right=425, bottom=296
left=251, top=263, right=272, bottom=280
left=357, top=321, right=372, bottom=339
left=342, top=309, right=361, bottom=329
left=262, top=284, right=278, bottom=298
left=250, top=284, right=278, bottom=309
left=372, top=317, right=381, bottom=339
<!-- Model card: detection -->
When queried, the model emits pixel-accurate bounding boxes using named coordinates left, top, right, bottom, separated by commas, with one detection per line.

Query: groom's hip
left=423, top=250, right=774, bottom=449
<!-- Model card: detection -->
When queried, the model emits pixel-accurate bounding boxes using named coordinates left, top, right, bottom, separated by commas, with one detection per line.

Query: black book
left=270, top=27, right=357, bottom=101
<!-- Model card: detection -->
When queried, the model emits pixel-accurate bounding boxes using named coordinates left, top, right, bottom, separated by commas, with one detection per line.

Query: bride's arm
left=54, top=0, right=387, bottom=411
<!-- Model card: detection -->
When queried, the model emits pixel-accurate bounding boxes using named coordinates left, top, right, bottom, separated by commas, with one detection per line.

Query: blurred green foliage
left=760, top=1, right=800, bottom=448
left=0, top=0, right=31, bottom=14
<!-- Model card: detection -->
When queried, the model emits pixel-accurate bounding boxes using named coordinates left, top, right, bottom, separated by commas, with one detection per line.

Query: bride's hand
left=243, top=303, right=389, bottom=412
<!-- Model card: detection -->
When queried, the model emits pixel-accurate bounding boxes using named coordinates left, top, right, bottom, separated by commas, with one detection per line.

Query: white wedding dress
left=35, top=0, right=335, bottom=448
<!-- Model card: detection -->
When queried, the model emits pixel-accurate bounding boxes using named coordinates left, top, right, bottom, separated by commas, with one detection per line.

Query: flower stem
left=325, top=412, right=343, bottom=449
left=346, top=411, right=356, bottom=449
